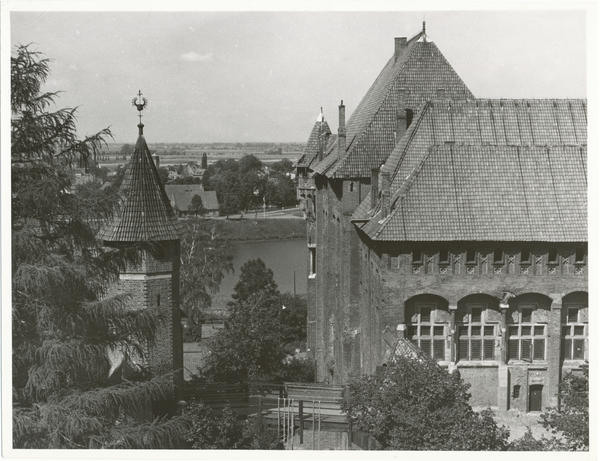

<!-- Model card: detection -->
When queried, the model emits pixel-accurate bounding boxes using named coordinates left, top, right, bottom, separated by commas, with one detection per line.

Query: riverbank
left=203, top=217, right=307, bottom=242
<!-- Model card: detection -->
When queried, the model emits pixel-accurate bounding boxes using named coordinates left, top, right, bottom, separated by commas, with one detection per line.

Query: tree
left=202, top=292, right=287, bottom=383
left=341, top=356, right=509, bottom=450
left=269, top=159, right=294, bottom=177
left=230, top=258, right=278, bottom=304
left=188, top=194, right=207, bottom=217
left=119, top=143, right=133, bottom=157
left=157, top=167, right=169, bottom=185
left=201, top=152, right=208, bottom=169
left=180, top=219, right=233, bottom=335
left=541, top=369, right=589, bottom=450
left=11, top=44, right=189, bottom=449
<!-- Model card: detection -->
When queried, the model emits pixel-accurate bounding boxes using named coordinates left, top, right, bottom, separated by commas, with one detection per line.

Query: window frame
left=457, top=303, right=496, bottom=362
left=409, top=303, right=446, bottom=361
left=562, top=304, right=586, bottom=361
left=508, top=304, right=546, bottom=362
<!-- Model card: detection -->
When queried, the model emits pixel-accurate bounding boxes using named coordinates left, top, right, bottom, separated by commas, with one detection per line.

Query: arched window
left=508, top=304, right=547, bottom=361
left=407, top=302, right=447, bottom=360
left=562, top=293, right=588, bottom=361
left=457, top=303, right=496, bottom=361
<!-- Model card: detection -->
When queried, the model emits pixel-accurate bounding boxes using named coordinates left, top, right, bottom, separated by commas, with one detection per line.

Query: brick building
left=97, top=120, right=184, bottom=400
left=297, top=26, right=587, bottom=412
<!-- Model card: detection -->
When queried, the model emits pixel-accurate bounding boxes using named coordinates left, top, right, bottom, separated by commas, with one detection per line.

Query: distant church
left=97, top=101, right=184, bottom=401
left=297, top=24, right=587, bottom=413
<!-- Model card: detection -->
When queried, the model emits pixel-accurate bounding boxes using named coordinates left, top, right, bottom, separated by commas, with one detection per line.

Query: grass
left=207, top=218, right=307, bottom=242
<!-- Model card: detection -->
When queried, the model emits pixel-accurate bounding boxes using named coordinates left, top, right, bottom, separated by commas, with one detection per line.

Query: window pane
left=568, top=308, right=578, bottom=323
left=421, top=326, right=431, bottom=337
left=534, top=326, right=545, bottom=336
left=533, top=339, right=545, bottom=360
left=421, top=307, right=431, bottom=323
left=494, top=248, right=503, bottom=263
left=411, top=339, right=419, bottom=348
left=459, top=339, right=469, bottom=361
left=458, top=325, right=469, bottom=336
left=562, top=326, right=572, bottom=337
left=509, top=325, right=519, bottom=336
left=563, top=338, right=572, bottom=360
left=521, top=339, right=532, bottom=360
left=484, top=326, right=495, bottom=336
left=472, top=339, right=482, bottom=360
left=484, top=339, right=495, bottom=360
left=439, top=248, right=449, bottom=263
left=421, top=340, right=431, bottom=357
left=433, top=326, right=444, bottom=336
left=522, top=309, right=532, bottom=323
left=573, top=339, right=584, bottom=359
left=471, top=308, right=482, bottom=323
left=521, top=326, right=532, bottom=336
left=574, top=325, right=585, bottom=336
left=433, top=340, right=445, bottom=359
left=509, top=339, right=519, bottom=360
left=472, top=326, right=482, bottom=336
left=412, top=249, right=422, bottom=263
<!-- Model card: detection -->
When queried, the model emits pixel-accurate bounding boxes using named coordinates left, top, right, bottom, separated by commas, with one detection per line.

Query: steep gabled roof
left=361, top=144, right=587, bottom=242
left=296, top=111, right=332, bottom=169
left=165, top=186, right=219, bottom=212
left=312, top=33, right=474, bottom=179
left=97, top=130, right=182, bottom=242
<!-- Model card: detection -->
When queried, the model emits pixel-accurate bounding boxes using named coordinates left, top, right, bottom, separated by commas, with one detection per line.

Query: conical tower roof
left=97, top=124, right=182, bottom=242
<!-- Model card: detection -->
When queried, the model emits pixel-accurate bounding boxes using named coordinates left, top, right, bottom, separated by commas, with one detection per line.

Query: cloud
left=180, top=51, right=214, bottom=63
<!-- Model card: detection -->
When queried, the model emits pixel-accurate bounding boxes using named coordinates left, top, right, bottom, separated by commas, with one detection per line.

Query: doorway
left=529, top=384, right=543, bottom=412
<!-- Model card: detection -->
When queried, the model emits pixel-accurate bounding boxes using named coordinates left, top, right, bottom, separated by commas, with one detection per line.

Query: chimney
left=436, top=88, right=445, bottom=98
left=338, top=100, right=346, bottom=160
left=395, top=37, right=407, bottom=62
left=381, top=172, right=391, bottom=218
left=152, top=154, right=160, bottom=170
left=371, top=168, right=379, bottom=209
left=317, top=107, right=326, bottom=162
left=396, top=107, right=408, bottom=144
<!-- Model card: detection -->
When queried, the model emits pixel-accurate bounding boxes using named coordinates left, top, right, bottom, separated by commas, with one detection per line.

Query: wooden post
left=348, top=420, right=353, bottom=450
left=299, top=400, right=304, bottom=444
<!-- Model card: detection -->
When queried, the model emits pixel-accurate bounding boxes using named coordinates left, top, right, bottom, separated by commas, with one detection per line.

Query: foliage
left=11, top=44, right=189, bottom=448
left=341, top=356, right=509, bottom=450
left=279, top=293, right=308, bottom=354
left=157, top=167, right=169, bottom=186
left=180, top=219, right=233, bottom=327
left=230, top=258, right=278, bottom=304
left=240, top=417, right=281, bottom=449
left=201, top=152, right=208, bottom=169
left=188, top=194, right=207, bottom=217
left=269, top=159, right=294, bottom=176
left=265, top=175, right=297, bottom=208
left=541, top=369, right=589, bottom=450
left=201, top=292, right=287, bottom=383
left=119, top=143, right=134, bottom=157
left=183, top=402, right=242, bottom=449
left=274, top=356, right=315, bottom=383
left=508, top=428, right=561, bottom=451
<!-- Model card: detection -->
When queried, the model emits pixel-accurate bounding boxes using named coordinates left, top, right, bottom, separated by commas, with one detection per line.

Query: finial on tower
left=423, top=20, right=426, bottom=35
left=132, top=90, right=149, bottom=135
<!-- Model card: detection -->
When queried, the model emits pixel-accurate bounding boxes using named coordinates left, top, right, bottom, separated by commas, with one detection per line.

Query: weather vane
left=132, top=90, right=148, bottom=124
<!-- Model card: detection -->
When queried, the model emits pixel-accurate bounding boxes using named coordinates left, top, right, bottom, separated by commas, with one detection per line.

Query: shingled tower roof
left=312, top=27, right=474, bottom=179
left=97, top=123, right=182, bottom=242
left=296, top=109, right=332, bottom=169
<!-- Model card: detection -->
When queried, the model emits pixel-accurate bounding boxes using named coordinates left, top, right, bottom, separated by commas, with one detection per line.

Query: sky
left=7, top=5, right=591, bottom=144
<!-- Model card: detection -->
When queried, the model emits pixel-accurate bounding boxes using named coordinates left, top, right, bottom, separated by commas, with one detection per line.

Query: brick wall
left=358, top=239, right=588, bottom=410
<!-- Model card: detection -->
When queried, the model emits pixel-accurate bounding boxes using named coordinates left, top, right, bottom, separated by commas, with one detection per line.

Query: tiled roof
left=383, top=99, right=587, bottom=192
left=362, top=144, right=587, bottom=242
left=97, top=133, right=182, bottom=242
left=296, top=113, right=332, bottom=168
left=164, top=186, right=219, bottom=212
left=312, top=34, right=474, bottom=179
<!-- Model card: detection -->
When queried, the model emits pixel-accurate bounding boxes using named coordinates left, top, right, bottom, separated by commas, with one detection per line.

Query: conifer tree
left=11, top=44, right=190, bottom=449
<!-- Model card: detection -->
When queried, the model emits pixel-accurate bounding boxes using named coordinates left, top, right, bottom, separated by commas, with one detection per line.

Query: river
left=211, top=238, right=307, bottom=310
